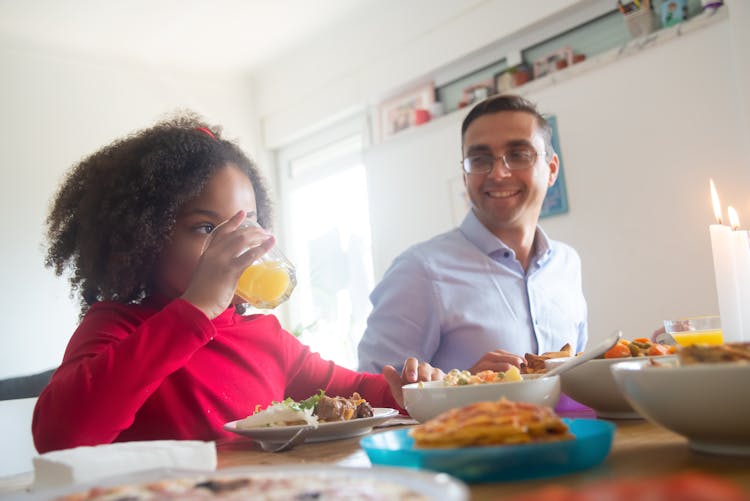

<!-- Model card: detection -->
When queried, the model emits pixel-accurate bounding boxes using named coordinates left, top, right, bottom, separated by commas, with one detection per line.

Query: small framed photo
left=378, top=83, right=435, bottom=139
left=532, top=47, right=574, bottom=79
left=458, top=80, right=494, bottom=108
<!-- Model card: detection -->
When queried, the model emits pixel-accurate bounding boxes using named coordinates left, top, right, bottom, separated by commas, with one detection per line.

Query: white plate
left=223, top=408, right=399, bottom=446
left=5, top=465, right=469, bottom=500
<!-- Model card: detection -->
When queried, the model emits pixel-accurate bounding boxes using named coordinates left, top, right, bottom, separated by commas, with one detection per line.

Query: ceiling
left=0, top=0, right=376, bottom=74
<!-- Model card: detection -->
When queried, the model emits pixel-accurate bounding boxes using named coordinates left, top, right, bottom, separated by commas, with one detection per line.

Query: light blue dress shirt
left=357, top=210, right=588, bottom=373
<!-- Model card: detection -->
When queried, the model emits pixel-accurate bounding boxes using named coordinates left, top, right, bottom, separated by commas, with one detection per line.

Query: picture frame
left=540, top=115, right=569, bottom=218
left=660, top=0, right=688, bottom=28
left=458, top=79, right=494, bottom=108
left=378, top=83, right=436, bottom=139
left=532, top=47, right=574, bottom=79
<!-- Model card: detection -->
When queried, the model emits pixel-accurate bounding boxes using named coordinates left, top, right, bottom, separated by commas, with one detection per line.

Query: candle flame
left=710, top=178, right=723, bottom=224
left=728, top=206, right=740, bottom=230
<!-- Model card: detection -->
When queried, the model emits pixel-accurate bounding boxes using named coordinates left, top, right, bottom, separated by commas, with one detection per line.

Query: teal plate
left=360, top=418, right=614, bottom=484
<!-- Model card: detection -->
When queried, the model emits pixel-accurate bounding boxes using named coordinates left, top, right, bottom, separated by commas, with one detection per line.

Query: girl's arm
left=32, top=299, right=215, bottom=453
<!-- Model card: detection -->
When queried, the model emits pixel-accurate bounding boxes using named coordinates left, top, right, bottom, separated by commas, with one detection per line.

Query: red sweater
left=33, top=297, right=398, bottom=453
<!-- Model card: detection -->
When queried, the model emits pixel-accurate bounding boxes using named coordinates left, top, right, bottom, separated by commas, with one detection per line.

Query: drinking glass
left=201, top=217, right=296, bottom=310
left=234, top=220, right=296, bottom=309
left=663, top=316, right=723, bottom=346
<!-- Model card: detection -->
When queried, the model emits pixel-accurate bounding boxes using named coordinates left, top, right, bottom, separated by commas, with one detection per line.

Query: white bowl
left=402, top=375, right=560, bottom=423
left=544, top=356, right=676, bottom=419
left=611, top=359, right=750, bottom=456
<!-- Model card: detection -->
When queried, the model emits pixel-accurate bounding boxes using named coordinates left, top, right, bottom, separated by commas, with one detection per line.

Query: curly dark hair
left=45, top=111, right=272, bottom=315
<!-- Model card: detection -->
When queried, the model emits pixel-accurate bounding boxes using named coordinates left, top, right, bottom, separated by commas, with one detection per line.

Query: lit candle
left=708, top=179, right=742, bottom=342
left=728, top=206, right=749, bottom=342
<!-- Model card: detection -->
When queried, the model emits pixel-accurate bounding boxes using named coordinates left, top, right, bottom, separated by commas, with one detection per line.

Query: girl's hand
left=181, top=210, right=275, bottom=319
left=382, top=358, right=444, bottom=408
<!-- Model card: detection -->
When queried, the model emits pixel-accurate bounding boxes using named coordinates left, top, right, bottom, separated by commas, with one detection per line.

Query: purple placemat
left=555, top=394, right=596, bottom=419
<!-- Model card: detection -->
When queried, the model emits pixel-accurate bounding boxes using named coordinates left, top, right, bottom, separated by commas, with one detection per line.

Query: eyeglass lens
left=462, top=148, right=537, bottom=173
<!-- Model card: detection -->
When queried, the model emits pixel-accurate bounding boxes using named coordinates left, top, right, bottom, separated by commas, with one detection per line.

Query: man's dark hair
left=461, top=94, right=555, bottom=161
left=45, top=111, right=272, bottom=314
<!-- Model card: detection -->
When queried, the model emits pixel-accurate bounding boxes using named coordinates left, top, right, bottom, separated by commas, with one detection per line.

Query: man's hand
left=651, top=326, right=666, bottom=342
left=468, top=349, right=526, bottom=374
left=382, top=357, right=444, bottom=408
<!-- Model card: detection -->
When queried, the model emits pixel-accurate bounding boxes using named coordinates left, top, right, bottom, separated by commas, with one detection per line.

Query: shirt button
left=504, top=251, right=510, bottom=258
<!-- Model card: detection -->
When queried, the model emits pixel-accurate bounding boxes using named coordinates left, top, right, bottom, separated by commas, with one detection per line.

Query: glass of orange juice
left=202, top=217, right=296, bottom=309
left=234, top=220, right=296, bottom=309
left=663, top=315, right=723, bottom=346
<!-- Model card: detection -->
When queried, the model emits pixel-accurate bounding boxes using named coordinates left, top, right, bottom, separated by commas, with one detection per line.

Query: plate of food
left=360, top=399, right=615, bottom=483
left=7, top=465, right=469, bottom=501
left=223, top=391, right=399, bottom=448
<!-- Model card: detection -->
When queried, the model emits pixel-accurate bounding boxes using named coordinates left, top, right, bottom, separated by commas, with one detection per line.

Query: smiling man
left=358, top=94, right=588, bottom=374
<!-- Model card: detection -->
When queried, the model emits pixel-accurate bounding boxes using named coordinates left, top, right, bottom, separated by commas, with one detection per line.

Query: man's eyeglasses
left=461, top=148, right=540, bottom=174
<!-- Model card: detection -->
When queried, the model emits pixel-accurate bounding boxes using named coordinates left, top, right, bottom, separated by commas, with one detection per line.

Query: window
left=276, top=120, right=373, bottom=369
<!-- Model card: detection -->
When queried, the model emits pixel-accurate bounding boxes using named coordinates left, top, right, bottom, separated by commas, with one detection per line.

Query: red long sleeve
left=33, top=298, right=398, bottom=453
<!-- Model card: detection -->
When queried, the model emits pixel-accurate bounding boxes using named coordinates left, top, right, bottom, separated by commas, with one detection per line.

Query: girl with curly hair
left=33, top=113, right=442, bottom=453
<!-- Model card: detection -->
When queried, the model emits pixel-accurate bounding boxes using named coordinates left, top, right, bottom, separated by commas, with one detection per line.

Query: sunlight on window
left=286, top=164, right=373, bottom=369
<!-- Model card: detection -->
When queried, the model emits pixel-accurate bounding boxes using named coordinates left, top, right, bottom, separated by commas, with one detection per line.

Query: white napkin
left=30, top=440, right=216, bottom=491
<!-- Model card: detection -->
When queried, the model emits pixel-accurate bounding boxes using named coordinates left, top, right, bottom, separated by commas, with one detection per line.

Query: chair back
left=0, top=397, right=38, bottom=476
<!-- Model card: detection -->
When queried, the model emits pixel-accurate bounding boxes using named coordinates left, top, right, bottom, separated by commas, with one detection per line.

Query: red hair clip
left=195, top=127, right=216, bottom=140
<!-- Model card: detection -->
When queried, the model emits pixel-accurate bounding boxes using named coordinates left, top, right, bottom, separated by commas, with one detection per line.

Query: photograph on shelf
left=378, top=83, right=436, bottom=139
left=532, top=47, right=574, bottom=79
left=541, top=115, right=569, bottom=218
left=458, top=79, right=494, bottom=109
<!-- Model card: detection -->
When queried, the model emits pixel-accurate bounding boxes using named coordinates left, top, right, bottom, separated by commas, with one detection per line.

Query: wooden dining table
left=217, top=418, right=750, bottom=500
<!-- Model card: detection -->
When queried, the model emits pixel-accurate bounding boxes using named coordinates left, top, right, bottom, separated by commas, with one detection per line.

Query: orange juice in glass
left=202, top=217, right=296, bottom=309
left=235, top=255, right=296, bottom=309
left=663, top=316, right=723, bottom=346
left=234, top=220, right=296, bottom=309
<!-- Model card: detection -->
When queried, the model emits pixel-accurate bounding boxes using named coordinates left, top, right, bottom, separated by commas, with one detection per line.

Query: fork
left=259, top=427, right=313, bottom=452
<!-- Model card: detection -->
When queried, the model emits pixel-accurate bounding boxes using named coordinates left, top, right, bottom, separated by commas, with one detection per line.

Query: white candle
left=728, top=206, right=750, bottom=342
left=709, top=180, right=743, bottom=342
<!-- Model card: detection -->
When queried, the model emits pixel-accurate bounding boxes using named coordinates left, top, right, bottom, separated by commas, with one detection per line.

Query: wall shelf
left=371, top=5, right=727, bottom=148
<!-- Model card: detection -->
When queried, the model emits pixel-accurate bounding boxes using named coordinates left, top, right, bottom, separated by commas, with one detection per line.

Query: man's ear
left=547, top=153, right=559, bottom=187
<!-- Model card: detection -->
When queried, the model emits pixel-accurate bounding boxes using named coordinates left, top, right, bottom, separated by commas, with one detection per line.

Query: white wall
left=254, top=0, right=588, bottom=148
left=4, top=2, right=749, bottom=378
left=0, top=45, right=260, bottom=379
left=364, top=14, right=750, bottom=345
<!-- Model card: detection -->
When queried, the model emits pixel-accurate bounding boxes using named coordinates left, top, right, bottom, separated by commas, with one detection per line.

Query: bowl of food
left=611, top=343, right=750, bottom=456
left=402, top=367, right=560, bottom=423
left=543, top=338, right=676, bottom=419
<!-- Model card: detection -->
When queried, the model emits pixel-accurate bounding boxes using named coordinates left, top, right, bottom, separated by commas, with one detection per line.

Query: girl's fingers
left=205, top=222, right=272, bottom=263
left=234, top=235, right=275, bottom=269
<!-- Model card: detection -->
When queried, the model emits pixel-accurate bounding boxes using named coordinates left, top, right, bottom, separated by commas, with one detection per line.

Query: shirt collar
left=533, top=226, right=553, bottom=265
left=459, top=210, right=553, bottom=264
